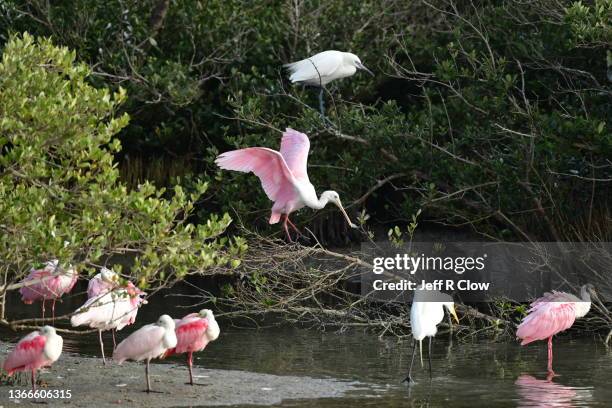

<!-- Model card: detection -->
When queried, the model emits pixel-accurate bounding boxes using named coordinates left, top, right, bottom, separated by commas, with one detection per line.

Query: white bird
left=71, top=282, right=147, bottom=364
left=404, top=287, right=459, bottom=384
left=284, top=50, right=373, bottom=114
left=113, top=314, right=177, bottom=393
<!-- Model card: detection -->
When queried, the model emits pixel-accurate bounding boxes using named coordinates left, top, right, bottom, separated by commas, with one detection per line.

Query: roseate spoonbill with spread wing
left=19, top=260, right=78, bottom=321
left=165, top=309, right=220, bottom=385
left=215, top=128, right=357, bottom=240
left=285, top=50, right=373, bottom=114
left=516, top=284, right=595, bottom=374
left=113, top=314, right=177, bottom=393
left=71, top=282, right=147, bottom=364
left=3, top=326, right=63, bottom=391
left=403, top=287, right=459, bottom=384
left=87, top=267, right=120, bottom=299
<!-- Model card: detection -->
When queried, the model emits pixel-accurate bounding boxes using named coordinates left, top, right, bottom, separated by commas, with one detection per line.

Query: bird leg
left=145, top=359, right=152, bottom=393
left=402, top=340, right=418, bottom=384
left=428, top=336, right=433, bottom=379
left=282, top=215, right=293, bottom=242
left=31, top=369, right=36, bottom=392
left=318, top=87, right=325, bottom=116
left=112, top=329, right=117, bottom=350
left=99, top=330, right=107, bottom=365
left=51, top=298, right=56, bottom=323
left=547, top=336, right=554, bottom=375
left=285, top=216, right=305, bottom=238
left=187, top=352, right=194, bottom=385
left=41, top=300, right=45, bottom=320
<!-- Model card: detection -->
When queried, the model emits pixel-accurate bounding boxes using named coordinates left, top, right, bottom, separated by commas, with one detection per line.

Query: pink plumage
left=3, top=326, right=63, bottom=391
left=516, top=285, right=593, bottom=373
left=19, top=260, right=77, bottom=304
left=71, top=280, right=146, bottom=364
left=516, top=292, right=577, bottom=345
left=87, top=267, right=119, bottom=299
left=164, top=309, right=220, bottom=385
left=215, top=128, right=356, bottom=240
left=113, top=315, right=177, bottom=392
left=173, top=315, right=209, bottom=353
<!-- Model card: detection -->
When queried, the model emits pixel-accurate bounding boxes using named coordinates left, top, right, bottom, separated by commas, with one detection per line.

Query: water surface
left=2, top=290, right=611, bottom=407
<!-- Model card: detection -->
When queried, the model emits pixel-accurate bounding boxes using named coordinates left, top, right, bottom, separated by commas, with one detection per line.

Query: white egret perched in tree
left=284, top=50, right=373, bottom=115
left=403, top=287, right=459, bottom=384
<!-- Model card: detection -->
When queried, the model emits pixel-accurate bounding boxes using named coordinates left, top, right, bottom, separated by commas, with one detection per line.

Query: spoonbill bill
left=19, top=260, right=78, bottom=321
left=516, top=284, right=595, bottom=374
left=215, top=128, right=357, bottom=240
left=165, top=309, right=220, bottom=385
left=403, top=287, right=459, bottom=384
left=113, top=314, right=177, bottom=393
left=71, top=281, right=147, bottom=364
left=3, top=326, right=63, bottom=391
left=285, top=50, right=373, bottom=114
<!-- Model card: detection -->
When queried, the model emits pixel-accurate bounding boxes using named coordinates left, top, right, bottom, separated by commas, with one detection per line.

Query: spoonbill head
left=215, top=128, right=357, bottom=241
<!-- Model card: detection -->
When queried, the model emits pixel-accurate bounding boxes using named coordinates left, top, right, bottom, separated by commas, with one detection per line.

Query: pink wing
left=516, top=292, right=577, bottom=345
left=87, top=276, right=113, bottom=299
left=174, top=315, right=209, bottom=353
left=279, top=128, right=310, bottom=181
left=215, top=147, right=296, bottom=202
left=3, top=332, right=46, bottom=374
left=113, top=324, right=165, bottom=363
left=19, top=269, right=53, bottom=302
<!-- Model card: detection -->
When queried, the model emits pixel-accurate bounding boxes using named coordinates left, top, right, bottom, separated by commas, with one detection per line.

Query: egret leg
left=547, top=336, right=554, bottom=374
left=31, top=370, right=36, bottom=392
left=187, top=352, right=194, bottom=385
left=318, top=88, right=325, bottom=116
left=402, top=340, right=418, bottom=384
left=428, top=336, right=433, bottom=379
left=419, top=339, right=423, bottom=367
left=99, top=330, right=107, bottom=365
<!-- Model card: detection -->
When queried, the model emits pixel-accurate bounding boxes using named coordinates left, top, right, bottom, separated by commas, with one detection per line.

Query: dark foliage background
left=1, top=0, right=610, bottom=243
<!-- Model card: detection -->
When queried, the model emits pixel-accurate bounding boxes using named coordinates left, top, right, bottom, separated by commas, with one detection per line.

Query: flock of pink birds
left=0, top=125, right=599, bottom=393
left=3, top=261, right=219, bottom=392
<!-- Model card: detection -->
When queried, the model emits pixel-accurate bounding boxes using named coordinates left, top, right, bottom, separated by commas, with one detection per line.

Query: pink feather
left=516, top=291, right=578, bottom=345
left=19, top=262, right=77, bottom=303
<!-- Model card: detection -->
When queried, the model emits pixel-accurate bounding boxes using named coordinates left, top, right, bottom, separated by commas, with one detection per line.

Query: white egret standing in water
left=403, top=288, right=459, bottom=384
left=284, top=50, right=373, bottom=115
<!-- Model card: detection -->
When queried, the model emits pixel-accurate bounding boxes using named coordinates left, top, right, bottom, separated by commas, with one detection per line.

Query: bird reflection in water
left=515, top=374, right=592, bottom=408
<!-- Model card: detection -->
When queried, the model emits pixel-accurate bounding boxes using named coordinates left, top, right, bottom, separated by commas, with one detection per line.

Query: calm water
left=2, top=289, right=612, bottom=407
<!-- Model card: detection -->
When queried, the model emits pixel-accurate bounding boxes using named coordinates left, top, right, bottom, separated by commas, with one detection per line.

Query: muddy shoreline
left=0, top=342, right=361, bottom=407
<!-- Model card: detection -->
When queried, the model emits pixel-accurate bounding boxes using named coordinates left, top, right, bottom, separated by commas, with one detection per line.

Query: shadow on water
left=1, top=283, right=611, bottom=407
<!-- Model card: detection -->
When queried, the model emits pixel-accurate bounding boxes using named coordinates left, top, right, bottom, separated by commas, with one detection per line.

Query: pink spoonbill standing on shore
left=19, top=260, right=78, bottom=321
left=113, top=314, right=177, bottom=393
left=3, top=326, right=63, bottom=391
left=516, top=284, right=596, bottom=374
left=71, top=281, right=147, bottom=364
left=215, top=128, right=357, bottom=240
left=165, top=309, right=220, bottom=385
